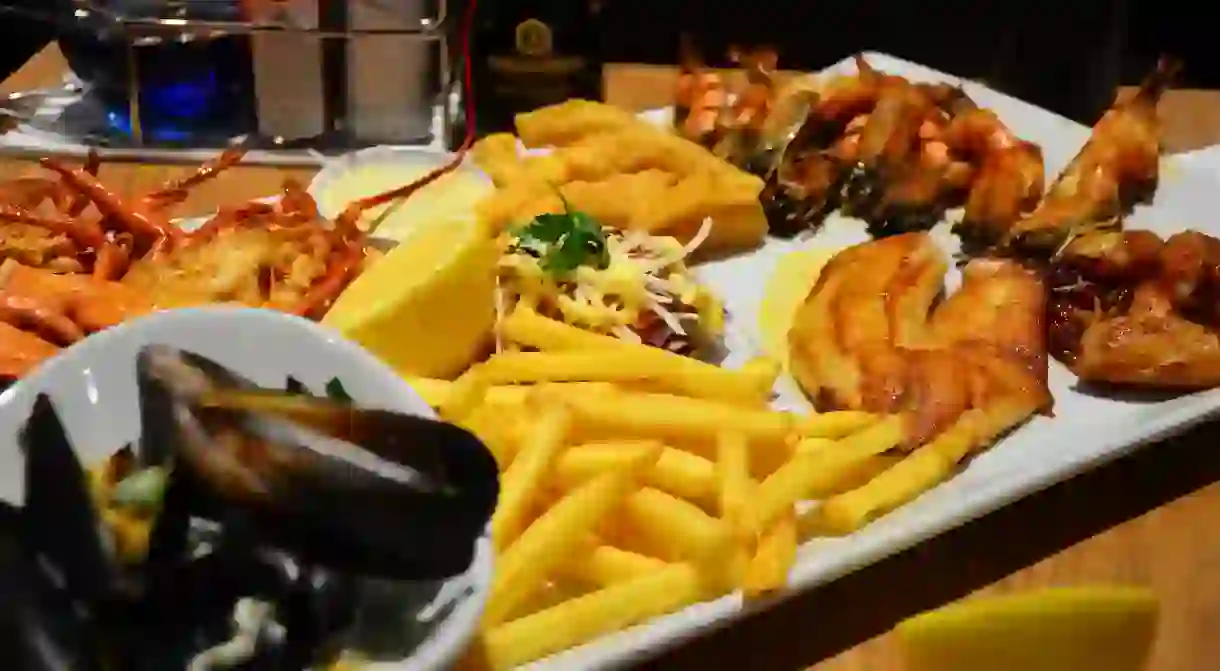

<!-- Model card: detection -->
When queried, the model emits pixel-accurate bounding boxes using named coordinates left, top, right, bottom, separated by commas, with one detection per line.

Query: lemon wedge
left=323, top=214, right=498, bottom=380
left=896, top=587, right=1159, bottom=671
left=757, top=247, right=836, bottom=370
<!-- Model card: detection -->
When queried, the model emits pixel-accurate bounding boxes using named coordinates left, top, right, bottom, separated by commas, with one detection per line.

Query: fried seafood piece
left=931, top=259, right=1049, bottom=384
left=1048, top=228, right=1220, bottom=388
left=0, top=259, right=152, bottom=375
left=841, top=82, right=968, bottom=236
left=0, top=321, right=58, bottom=379
left=471, top=133, right=529, bottom=187
left=941, top=104, right=1046, bottom=247
left=802, top=54, right=906, bottom=140
left=674, top=38, right=729, bottom=145
left=763, top=57, right=974, bottom=237
left=0, top=148, right=248, bottom=284
left=513, top=99, right=644, bottom=148
left=788, top=233, right=948, bottom=430
left=706, top=47, right=781, bottom=159
left=789, top=233, right=1050, bottom=447
left=1005, top=58, right=1180, bottom=255
left=472, top=108, right=768, bottom=252
left=757, top=56, right=905, bottom=233
left=0, top=261, right=153, bottom=343
left=0, top=220, right=81, bottom=272
left=478, top=124, right=764, bottom=194
left=672, top=39, right=781, bottom=159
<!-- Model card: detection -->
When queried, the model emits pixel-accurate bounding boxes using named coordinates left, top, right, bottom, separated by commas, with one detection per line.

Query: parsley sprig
left=510, top=193, right=610, bottom=277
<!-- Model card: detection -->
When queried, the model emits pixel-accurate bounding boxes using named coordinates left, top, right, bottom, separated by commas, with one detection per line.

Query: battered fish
left=472, top=101, right=769, bottom=253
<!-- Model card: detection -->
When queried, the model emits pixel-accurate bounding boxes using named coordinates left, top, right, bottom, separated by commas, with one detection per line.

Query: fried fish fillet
left=788, top=233, right=1050, bottom=448
left=513, top=99, right=644, bottom=148
left=472, top=101, right=769, bottom=252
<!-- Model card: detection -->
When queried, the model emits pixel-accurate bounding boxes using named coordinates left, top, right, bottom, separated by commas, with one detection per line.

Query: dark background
left=0, top=1, right=1204, bottom=117
left=595, top=0, right=1197, bottom=87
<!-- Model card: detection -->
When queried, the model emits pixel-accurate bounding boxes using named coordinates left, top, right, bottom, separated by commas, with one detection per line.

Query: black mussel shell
left=18, top=395, right=129, bottom=603
left=0, top=500, right=106, bottom=671
left=284, top=376, right=309, bottom=396
left=136, top=345, right=499, bottom=582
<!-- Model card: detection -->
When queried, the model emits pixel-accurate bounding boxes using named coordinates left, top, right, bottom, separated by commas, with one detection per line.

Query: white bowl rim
left=0, top=306, right=492, bottom=671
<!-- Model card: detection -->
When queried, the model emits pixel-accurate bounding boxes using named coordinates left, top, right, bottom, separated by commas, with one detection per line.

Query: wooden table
left=6, top=46, right=1220, bottom=671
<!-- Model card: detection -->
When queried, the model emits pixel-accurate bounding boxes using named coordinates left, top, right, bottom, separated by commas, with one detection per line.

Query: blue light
left=144, top=70, right=219, bottom=120
left=105, top=109, right=193, bottom=143
left=103, top=67, right=221, bottom=142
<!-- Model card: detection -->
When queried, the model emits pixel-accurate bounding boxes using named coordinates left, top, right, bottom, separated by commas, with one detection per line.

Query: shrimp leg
left=141, top=146, right=249, bottom=212
left=40, top=158, right=183, bottom=244
left=0, top=203, right=106, bottom=250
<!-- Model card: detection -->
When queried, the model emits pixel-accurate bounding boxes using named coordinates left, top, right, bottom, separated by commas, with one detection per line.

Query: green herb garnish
left=111, top=467, right=168, bottom=512
left=326, top=377, right=352, bottom=402
left=511, top=192, right=610, bottom=277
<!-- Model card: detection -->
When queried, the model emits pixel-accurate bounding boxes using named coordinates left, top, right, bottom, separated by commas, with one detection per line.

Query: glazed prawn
left=1005, top=58, right=1180, bottom=255
left=942, top=100, right=1046, bottom=248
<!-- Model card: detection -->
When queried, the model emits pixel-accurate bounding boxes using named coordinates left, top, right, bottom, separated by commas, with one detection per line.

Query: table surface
left=5, top=46, right=1220, bottom=671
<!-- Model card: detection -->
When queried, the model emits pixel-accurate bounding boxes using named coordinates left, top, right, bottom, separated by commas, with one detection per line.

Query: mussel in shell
left=5, top=345, right=500, bottom=670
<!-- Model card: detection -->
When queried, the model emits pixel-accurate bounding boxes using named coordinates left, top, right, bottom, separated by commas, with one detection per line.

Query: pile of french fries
left=409, top=309, right=929, bottom=669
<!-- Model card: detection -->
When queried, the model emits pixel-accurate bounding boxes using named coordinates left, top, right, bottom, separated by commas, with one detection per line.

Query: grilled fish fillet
left=788, top=233, right=1051, bottom=448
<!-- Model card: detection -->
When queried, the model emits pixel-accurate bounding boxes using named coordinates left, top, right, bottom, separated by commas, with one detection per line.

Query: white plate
left=0, top=307, right=493, bottom=671
left=154, top=52, right=1220, bottom=670
left=509, top=52, right=1220, bottom=670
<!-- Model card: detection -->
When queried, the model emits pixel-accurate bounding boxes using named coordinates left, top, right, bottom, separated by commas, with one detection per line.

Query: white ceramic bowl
left=307, top=145, right=492, bottom=218
left=0, top=306, right=492, bottom=671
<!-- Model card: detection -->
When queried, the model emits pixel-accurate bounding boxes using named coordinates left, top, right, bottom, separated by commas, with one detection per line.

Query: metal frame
left=0, top=0, right=459, bottom=157
left=0, top=1, right=449, bottom=40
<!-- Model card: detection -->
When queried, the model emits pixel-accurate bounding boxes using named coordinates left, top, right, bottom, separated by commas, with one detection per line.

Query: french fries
left=440, top=306, right=1008, bottom=667
left=490, top=401, right=572, bottom=551
left=742, top=508, right=797, bottom=597
left=486, top=455, right=657, bottom=625
left=564, top=543, right=670, bottom=587
left=552, top=441, right=717, bottom=506
left=498, top=308, right=777, bottom=404
left=483, top=563, right=705, bottom=669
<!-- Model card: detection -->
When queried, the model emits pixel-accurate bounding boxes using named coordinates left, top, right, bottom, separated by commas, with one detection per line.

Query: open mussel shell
left=0, top=498, right=106, bottom=671
left=135, top=345, right=499, bottom=582
left=19, top=395, right=131, bottom=603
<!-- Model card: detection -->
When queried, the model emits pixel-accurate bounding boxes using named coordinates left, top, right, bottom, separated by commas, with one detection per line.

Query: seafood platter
left=0, top=45, right=1217, bottom=670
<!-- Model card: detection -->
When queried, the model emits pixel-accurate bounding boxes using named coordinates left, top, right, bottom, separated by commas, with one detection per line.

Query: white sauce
left=315, top=163, right=492, bottom=244
left=187, top=598, right=284, bottom=671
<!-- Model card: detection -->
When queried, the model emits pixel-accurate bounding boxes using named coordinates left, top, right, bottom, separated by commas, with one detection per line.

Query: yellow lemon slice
left=896, top=586, right=1159, bottom=671
left=323, top=213, right=498, bottom=380
left=757, top=247, right=836, bottom=370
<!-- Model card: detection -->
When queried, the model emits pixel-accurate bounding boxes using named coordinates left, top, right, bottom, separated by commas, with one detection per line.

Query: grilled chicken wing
left=1050, top=228, right=1220, bottom=388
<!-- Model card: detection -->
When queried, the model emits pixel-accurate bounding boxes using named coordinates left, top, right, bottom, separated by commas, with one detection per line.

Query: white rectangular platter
left=520, top=51, right=1220, bottom=669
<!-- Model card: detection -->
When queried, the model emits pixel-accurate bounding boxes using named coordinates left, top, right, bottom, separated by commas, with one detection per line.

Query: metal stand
left=0, top=0, right=458, bottom=166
